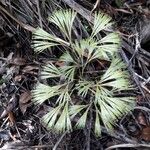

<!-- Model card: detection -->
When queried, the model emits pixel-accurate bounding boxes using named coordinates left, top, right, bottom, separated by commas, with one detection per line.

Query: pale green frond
left=91, top=12, right=113, bottom=37
left=75, top=39, right=98, bottom=55
left=95, top=85, right=134, bottom=103
left=99, top=58, right=131, bottom=90
left=94, top=102, right=102, bottom=136
left=55, top=103, right=72, bottom=132
left=101, top=58, right=126, bottom=82
left=101, top=78, right=131, bottom=91
left=56, top=86, right=71, bottom=104
left=101, top=69, right=127, bottom=82
left=75, top=108, right=89, bottom=128
left=43, top=103, right=72, bottom=133
left=73, top=40, right=84, bottom=58
left=100, top=100, right=115, bottom=130
left=94, top=88, right=135, bottom=130
left=59, top=52, right=74, bottom=63
left=113, top=97, right=136, bottom=103
left=73, top=40, right=82, bottom=57
left=82, top=39, right=100, bottom=61
left=49, top=9, right=77, bottom=39
left=74, top=40, right=113, bottom=61
left=32, top=28, right=69, bottom=53
left=76, top=80, right=94, bottom=97
left=94, top=86, right=134, bottom=130
left=32, top=28, right=58, bottom=40
left=94, top=108, right=101, bottom=136
left=74, top=39, right=97, bottom=58
left=98, top=33, right=120, bottom=44
left=96, top=44, right=119, bottom=56
left=32, top=83, right=62, bottom=105
left=106, top=97, right=135, bottom=112
left=88, top=47, right=108, bottom=61
left=41, top=63, right=61, bottom=79
left=33, top=41, right=59, bottom=53
left=69, top=105, right=88, bottom=118
left=60, top=65, right=76, bottom=81
left=95, top=86, right=113, bottom=103
left=42, top=105, right=62, bottom=130
left=74, top=38, right=118, bottom=62
left=95, top=96, right=119, bottom=130
left=99, top=97, right=133, bottom=130
left=100, top=58, right=127, bottom=81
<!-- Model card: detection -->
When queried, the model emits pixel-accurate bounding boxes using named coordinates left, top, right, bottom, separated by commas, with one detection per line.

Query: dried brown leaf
left=14, top=75, right=25, bottom=82
left=137, top=112, right=147, bottom=126
left=19, top=91, right=31, bottom=114
left=10, top=58, right=26, bottom=66
left=8, top=112, right=15, bottom=126
left=22, top=65, right=39, bottom=75
left=141, top=127, right=150, bottom=141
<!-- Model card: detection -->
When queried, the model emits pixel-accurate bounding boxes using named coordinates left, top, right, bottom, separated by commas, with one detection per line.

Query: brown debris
left=19, top=91, right=32, bottom=114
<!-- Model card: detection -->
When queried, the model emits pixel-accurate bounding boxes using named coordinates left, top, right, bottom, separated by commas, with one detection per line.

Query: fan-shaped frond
left=99, top=58, right=132, bottom=91
left=74, top=39, right=97, bottom=58
left=95, top=86, right=112, bottom=102
left=69, top=105, right=88, bottom=118
left=41, top=63, right=61, bottom=79
left=74, top=40, right=85, bottom=58
left=59, top=52, right=75, bottom=63
left=76, top=80, right=94, bottom=97
left=74, top=39, right=109, bottom=63
left=92, top=83, right=135, bottom=132
left=32, top=28, right=69, bottom=53
left=94, top=85, right=135, bottom=130
left=49, top=9, right=77, bottom=39
left=101, top=58, right=126, bottom=81
left=96, top=44, right=119, bottom=56
left=43, top=103, right=72, bottom=132
left=98, top=96, right=134, bottom=130
left=54, top=103, right=72, bottom=132
left=91, top=12, right=113, bottom=38
left=74, top=37, right=119, bottom=62
left=56, top=86, right=71, bottom=104
left=98, top=33, right=120, bottom=44
left=75, top=107, right=89, bottom=128
left=94, top=107, right=101, bottom=136
left=43, top=104, right=62, bottom=130
left=60, top=65, right=76, bottom=81
left=32, top=83, right=62, bottom=105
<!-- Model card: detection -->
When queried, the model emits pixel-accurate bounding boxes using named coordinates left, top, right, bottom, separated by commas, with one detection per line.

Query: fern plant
left=32, top=9, right=135, bottom=136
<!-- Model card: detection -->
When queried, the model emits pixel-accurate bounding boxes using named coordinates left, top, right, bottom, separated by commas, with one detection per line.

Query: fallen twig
left=120, top=49, right=146, bottom=97
left=106, top=143, right=150, bottom=150
left=0, top=5, right=35, bottom=32
left=101, top=126, right=137, bottom=144
left=62, top=0, right=93, bottom=22
left=53, top=131, right=68, bottom=150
